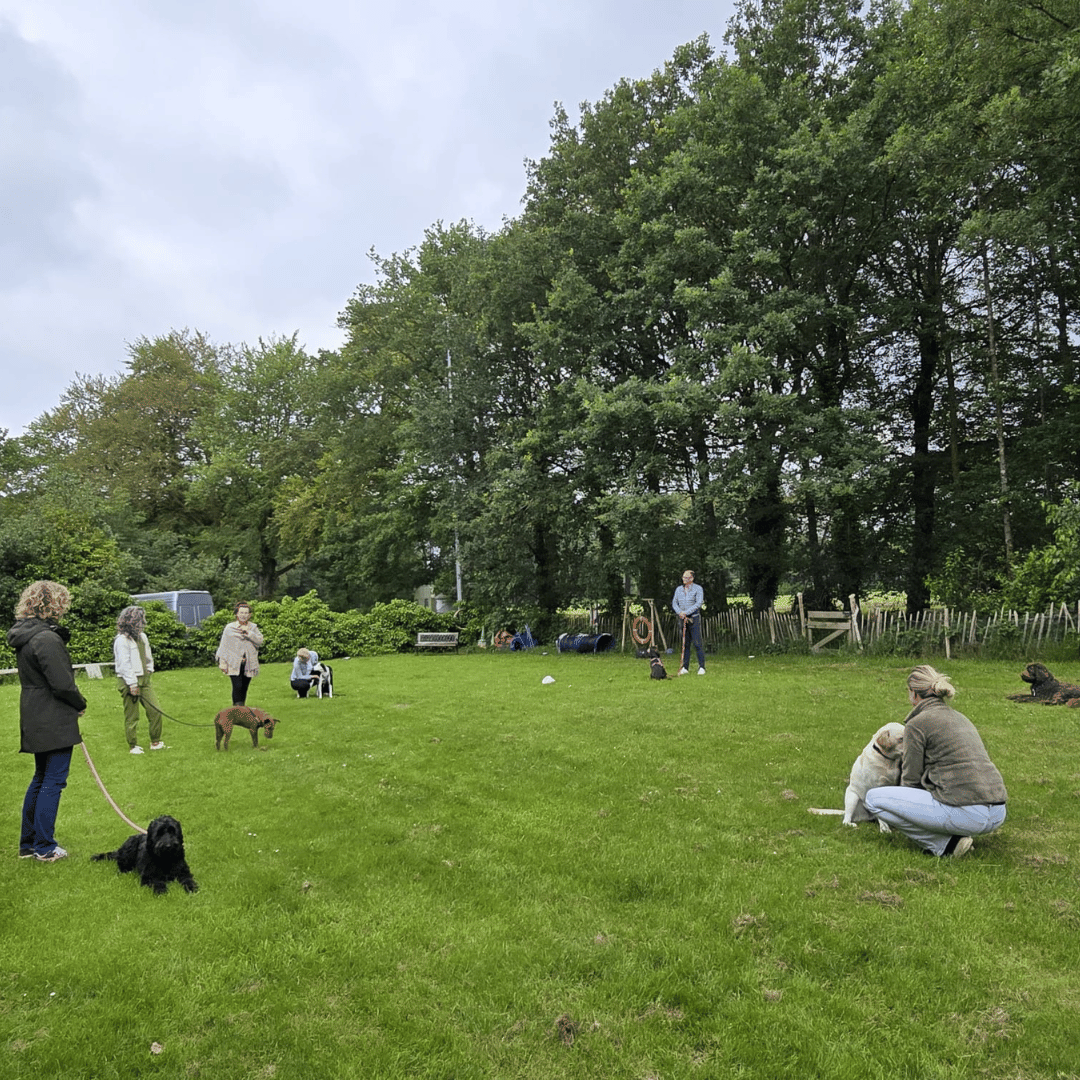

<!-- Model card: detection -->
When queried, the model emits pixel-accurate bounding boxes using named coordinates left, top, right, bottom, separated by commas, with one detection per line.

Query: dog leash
left=143, top=700, right=216, bottom=728
left=80, top=741, right=147, bottom=834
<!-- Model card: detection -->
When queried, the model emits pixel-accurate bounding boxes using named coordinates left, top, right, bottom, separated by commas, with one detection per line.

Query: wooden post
left=646, top=599, right=668, bottom=653
left=848, top=594, right=862, bottom=649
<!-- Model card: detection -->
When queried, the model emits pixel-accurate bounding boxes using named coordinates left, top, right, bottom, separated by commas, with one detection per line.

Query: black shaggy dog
left=91, top=815, right=198, bottom=894
left=1006, top=662, right=1080, bottom=706
left=214, top=705, right=279, bottom=750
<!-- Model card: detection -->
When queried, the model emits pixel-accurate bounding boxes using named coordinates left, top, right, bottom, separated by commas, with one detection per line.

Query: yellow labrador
left=808, top=722, right=905, bottom=831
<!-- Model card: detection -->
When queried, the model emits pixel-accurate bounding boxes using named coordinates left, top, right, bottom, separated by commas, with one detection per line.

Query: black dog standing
left=91, top=814, right=198, bottom=894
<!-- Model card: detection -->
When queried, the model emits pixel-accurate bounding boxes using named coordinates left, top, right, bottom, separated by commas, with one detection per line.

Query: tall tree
left=188, top=334, right=322, bottom=598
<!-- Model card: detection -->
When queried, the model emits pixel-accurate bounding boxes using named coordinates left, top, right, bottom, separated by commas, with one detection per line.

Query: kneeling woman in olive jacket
left=865, top=664, right=1007, bottom=858
left=8, top=580, right=87, bottom=862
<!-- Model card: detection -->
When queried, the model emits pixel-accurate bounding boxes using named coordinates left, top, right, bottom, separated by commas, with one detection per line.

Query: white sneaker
left=130, top=746, right=144, bottom=754
left=949, top=836, right=974, bottom=858
left=34, top=845, right=68, bottom=862
left=149, top=742, right=167, bottom=750
left=678, top=667, right=689, bottom=676
left=698, top=667, right=706, bottom=675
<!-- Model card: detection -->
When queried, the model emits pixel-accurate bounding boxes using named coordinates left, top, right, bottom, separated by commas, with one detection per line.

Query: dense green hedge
left=0, top=590, right=469, bottom=671
left=188, top=593, right=462, bottom=664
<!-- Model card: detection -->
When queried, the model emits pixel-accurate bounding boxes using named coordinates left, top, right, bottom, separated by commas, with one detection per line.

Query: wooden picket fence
left=566, top=599, right=1080, bottom=658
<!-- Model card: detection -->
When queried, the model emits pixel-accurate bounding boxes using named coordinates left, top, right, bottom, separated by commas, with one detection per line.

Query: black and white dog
left=91, top=814, right=198, bottom=894
left=310, top=662, right=333, bottom=698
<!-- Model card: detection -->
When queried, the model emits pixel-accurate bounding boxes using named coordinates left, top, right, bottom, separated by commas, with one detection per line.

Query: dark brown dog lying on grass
left=214, top=706, right=279, bottom=749
left=1006, top=663, right=1080, bottom=706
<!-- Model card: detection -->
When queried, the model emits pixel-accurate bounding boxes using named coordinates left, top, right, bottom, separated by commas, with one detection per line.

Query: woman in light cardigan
left=113, top=605, right=165, bottom=754
left=215, top=601, right=264, bottom=706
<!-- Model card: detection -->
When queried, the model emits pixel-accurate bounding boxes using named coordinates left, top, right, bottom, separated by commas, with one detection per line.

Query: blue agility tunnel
left=556, top=632, right=615, bottom=654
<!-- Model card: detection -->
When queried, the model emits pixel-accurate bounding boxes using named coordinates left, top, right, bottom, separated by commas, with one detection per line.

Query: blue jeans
left=680, top=614, right=705, bottom=670
left=21, top=747, right=74, bottom=856
left=864, top=786, right=1006, bottom=856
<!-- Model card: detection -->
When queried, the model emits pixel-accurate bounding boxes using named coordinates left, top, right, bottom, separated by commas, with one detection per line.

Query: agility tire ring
left=631, top=616, right=653, bottom=646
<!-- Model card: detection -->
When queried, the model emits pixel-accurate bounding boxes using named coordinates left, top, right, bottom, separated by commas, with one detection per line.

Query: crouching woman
left=865, top=665, right=1007, bottom=858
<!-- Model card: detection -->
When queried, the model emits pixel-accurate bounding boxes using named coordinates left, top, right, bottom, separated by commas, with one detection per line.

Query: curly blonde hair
left=15, top=580, right=73, bottom=622
left=908, top=664, right=956, bottom=700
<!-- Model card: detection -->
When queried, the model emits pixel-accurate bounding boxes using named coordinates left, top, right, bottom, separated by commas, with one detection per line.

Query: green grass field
left=2, top=651, right=1079, bottom=1079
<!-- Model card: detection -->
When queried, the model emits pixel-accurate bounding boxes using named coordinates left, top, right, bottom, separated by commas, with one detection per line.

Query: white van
left=132, top=590, right=215, bottom=628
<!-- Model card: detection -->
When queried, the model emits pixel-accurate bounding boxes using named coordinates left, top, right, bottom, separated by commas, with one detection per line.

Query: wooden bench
left=416, top=632, right=460, bottom=651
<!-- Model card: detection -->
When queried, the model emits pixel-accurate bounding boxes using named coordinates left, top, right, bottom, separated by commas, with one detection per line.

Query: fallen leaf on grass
left=858, top=890, right=903, bottom=908
left=732, top=913, right=767, bottom=937
left=555, top=1014, right=579, bottom=1046
left=805, top=874, right=841, bottom=897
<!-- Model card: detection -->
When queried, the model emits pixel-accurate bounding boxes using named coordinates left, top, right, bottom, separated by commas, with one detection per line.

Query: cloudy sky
left=1, top=1, right=737, bottom=435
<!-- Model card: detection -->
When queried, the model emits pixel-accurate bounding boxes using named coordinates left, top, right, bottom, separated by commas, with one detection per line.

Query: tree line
left=2, top=0, right=1078, bottom=640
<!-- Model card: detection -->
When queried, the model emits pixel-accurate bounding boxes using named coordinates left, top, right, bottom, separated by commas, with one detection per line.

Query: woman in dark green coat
left=8, top=580, right=87, bottom=862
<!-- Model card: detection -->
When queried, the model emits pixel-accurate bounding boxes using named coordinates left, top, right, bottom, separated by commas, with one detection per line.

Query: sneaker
left=149, top=742, right=167, bottom=751
left=19, top=849, right=34, bottom=859
left=949, top=836, right=974, bottom=858
left=698, top=667, right=706, bottom=675
left=678, top=667, right=689, bottom=676
left=34, top=846, right=68, bottom=862
left=130, top=746, right=144, bottom=755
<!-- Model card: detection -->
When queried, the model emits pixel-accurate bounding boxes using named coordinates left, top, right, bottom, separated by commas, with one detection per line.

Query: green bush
left=981, top=620, right=1022, bottom=660
left=189, top=593, right=462, bottom=663
left=476, top=603, right=552, bottom=646
left=865, top=627, right=930, bottom=657
left=359, top=599, right=457, bottom=654
left=139, top=603, right=204, bottom=670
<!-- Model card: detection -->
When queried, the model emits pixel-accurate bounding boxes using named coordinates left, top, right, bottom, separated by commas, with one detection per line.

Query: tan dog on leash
left=214, top=706, right=278, bottom=750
